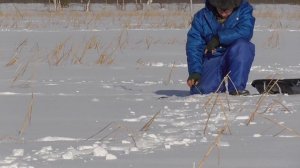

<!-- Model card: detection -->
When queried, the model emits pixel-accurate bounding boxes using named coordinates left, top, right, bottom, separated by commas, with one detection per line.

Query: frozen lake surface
left=0, top=3, right=300, bottom=168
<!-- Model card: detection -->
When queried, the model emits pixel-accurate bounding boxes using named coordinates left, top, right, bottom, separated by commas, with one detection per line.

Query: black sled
left=251, top=78, right=300, bottom=95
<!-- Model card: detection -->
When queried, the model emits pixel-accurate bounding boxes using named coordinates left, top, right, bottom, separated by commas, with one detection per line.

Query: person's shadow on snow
left=155, top=90, right=190, bottom=98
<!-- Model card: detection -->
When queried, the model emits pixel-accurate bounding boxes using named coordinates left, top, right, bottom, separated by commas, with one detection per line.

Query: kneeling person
left=186, top=0, right=255, bottom=95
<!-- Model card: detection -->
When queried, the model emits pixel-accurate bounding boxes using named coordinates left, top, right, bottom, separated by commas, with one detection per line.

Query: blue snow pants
left=190, top=39, right=255, bottom=94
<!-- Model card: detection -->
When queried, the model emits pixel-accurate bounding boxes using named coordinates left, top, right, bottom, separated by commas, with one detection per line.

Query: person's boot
left=229, top=90, right=250, bottom=96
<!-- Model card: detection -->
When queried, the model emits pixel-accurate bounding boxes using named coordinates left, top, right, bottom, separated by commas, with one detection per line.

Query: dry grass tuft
left=48, top=37, right=71, bottom=66
left=198, top=127, right=226, bottom=168
left=198, top=74, right=300, bottom=167
left=246, top=78, right=280, bottom=125
left=78, top=36, right=100, bottom=64
left=86, top=36, right=99, bottom=50
left=95, top=42, right=116, bottom=65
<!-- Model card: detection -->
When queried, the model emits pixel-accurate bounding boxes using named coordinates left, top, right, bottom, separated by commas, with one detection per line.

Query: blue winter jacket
left=186, top=0, right=255, bottom=75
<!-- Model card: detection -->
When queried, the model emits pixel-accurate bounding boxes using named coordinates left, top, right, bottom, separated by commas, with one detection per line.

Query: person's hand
left=205, top=36, right=219, bottom=54
left=187, top=73, right=201, bottom=88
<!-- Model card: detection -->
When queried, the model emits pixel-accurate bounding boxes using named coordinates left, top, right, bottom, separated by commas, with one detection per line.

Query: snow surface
left=0, top=3, right=300, bottom=168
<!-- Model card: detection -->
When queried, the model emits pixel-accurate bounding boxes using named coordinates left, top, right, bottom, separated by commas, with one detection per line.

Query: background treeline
left=0, top=0, right=300, bottom=4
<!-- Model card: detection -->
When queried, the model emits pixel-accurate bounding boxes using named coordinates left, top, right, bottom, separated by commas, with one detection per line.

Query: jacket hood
left=206, top=0, right=243, bottom=10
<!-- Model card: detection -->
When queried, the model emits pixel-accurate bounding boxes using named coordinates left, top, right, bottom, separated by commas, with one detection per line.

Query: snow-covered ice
left=0, top=2, right=300, bottom=168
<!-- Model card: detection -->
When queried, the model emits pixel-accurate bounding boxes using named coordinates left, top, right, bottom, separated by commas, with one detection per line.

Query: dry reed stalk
left=202, top=73, right=232, bottom=134
left=117, top=29, right=128, bottom=51
left=135, top=13, right=144, bottom=29
left=6, top=39, right=28, bottom=67
left=163, top=19, right=177, bottom=29
left=56, top=46, right=73, bottom=66
left=258, top=95, right=290, bottom=137
left=122, top=17, right=132, bottom=29
left=226, top=75, right=239, bottom=95
left=259, top=101, right=276, bottom=114
left=145, top=36, right=153, bottom=49
left=117, top=124, right=139, bottom=147
left=79, top=45, right=88, bottom=64
left=13, top=4, right=23, bottom=19
left=65, top=45, right=74, bottom=63
left=218, top=97, right=232, bottom=135
left=202, top=76, right=226, bottom=109
left=136, top=58, right=146, bottom=69
left=19, top=93, right=34, bottom=136
left=48, top=37, right=70, bottom=65
left=167, top=37, right=177, bottom=45
left=246, top=79, right=280, bottom=125
left=53, top=0, right=58, bottom=11
left=86, top=36, right=99, bottom=50
left=216, top=143, right=221, bottom=166
left=69, top=45, right=81, bottom=64
left=11, top=61, right=30, bottom=86
left=77, top=36, right=100, bottom=64
left=96, top=42, right=116, bottom=65
left=164, top=61, right=176, bottom=86
left=258, top=114, right=300, bottom=137
left=87, top=121, right=138, bottom=148
left=259, top=124, right=276, bottom=135
left=259, top=98, right=290, bottom=115
left=53, top=48, right=64, bottom=65
left=85, top=0, right=91, bottom=12
left=203, top=93, right=220, bottom=135
left=246, top=94, right=267, bottom=125
left=140, top=111, right=161, bottom=132
left=96, top=43, right=108, bottom=64
left=129, top=134, right=138, bottom=147
left=97, top=123, right=137, bottom=147
left=25, top=44, right=39, bottom=88
left=216, top=72, right=231, bottom=94
left=85, top=17, right=94, bottom=29
left=272, top=99, right=291, bottom=113
left=273, top=128, right=287, bottom=137
left=98, top=125, right=122, bottom=142
left=85, top=121, right=114, bottom=141
left=203, top=94, right=215, bottom=112
left=198, top=127, right=226, bottom=168
left=96, top=53, right=112, bottom=65
left=0, top=136, right=19, bottom=142
left=224, top=93, right=231, bottom=111
left=264, top=20, right=282, bottom=48
left=266, top=31, right=280, bottom=48
left=190, top=0, right=193, bottom=18
left=6, top=57, right=18, bottom=67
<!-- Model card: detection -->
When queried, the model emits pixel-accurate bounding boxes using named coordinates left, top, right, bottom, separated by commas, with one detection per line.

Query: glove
left=205, top=36, right=220, bottom=53
left=187, top=73, right=201, bottom=88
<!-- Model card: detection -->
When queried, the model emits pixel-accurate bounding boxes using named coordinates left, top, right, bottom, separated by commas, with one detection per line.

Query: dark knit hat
left=208, top=0, right=242, bottom=10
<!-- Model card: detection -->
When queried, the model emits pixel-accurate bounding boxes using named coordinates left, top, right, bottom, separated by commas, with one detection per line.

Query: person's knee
left=228, top=39, right=255, bottom=61
left=230, top=39, right=252, bottom=50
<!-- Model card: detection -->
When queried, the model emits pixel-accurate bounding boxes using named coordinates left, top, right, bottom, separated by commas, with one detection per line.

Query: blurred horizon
left=0, top=0, right=300, bottom=4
